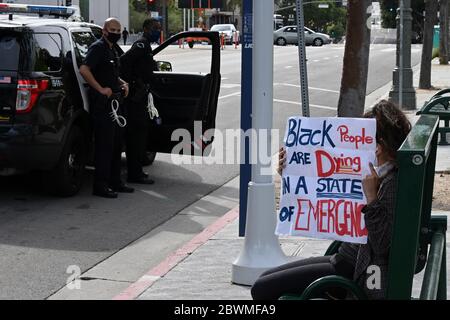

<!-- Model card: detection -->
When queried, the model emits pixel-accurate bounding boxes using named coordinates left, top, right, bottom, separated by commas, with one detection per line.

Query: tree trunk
left=419, top=0, right=439, bottom=89
left=439, top=0, right=449, bottom=65
left=337, top=0, right=372, bottom=118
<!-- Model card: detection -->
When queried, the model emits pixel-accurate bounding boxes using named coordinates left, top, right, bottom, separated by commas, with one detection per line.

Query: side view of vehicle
left=0, top=4, right=221, bottom=197
left=273, top=25, right=332, bottom=46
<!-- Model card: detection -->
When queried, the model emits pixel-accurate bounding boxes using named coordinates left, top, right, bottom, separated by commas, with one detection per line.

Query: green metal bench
left=417, top=88, right=450, bottom=145
left=280, top=115, right=447, bottom=300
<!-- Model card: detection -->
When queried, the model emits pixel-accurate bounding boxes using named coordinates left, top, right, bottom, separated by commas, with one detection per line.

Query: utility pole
left=162, top=0, right=168, bottom=40
left=389, top=0, right=416, bottom=110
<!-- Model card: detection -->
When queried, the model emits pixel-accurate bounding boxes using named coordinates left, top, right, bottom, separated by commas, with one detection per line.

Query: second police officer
left=120, top=18, right=162, bottom=185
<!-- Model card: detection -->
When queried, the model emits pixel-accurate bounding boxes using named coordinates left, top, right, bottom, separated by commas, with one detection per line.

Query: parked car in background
left=273, top=26, right=331, bottom=46
left=210, top=24, right=237, bottom=44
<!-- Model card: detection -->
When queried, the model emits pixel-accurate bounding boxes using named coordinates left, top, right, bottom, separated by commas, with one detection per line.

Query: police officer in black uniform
left=120, top=18, right=162, bottom=185
left=80, top=18, right=135, bottom=198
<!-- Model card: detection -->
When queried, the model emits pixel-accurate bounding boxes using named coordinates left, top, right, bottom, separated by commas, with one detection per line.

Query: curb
left=113, top=206, right=240, bottom=300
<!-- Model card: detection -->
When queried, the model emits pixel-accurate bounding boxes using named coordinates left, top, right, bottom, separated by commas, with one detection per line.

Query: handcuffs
left=109, top=90, right=127, bottom=128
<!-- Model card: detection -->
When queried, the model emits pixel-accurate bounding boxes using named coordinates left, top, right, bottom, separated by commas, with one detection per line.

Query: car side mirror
left=157, top=61, right=172, bottom=72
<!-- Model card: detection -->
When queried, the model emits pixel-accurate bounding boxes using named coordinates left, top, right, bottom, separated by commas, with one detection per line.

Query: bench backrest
left=386, top=115, right=440, bottom=299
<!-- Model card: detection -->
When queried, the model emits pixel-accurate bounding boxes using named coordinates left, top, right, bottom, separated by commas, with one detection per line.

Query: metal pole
left=108, top=0, right=111, bottom=17
left=296, top=0, right=310, bottom=116
left=400, top=0, right=404, bottom=108
left=389, top=0, right=416, bottom=110
left=183, top=9, right=186, bottom=32
left=239, top=0, right=253, bottom=237
left=188, top=9, right=190, bottom=29
left=232, top=0, right=288, bottom=287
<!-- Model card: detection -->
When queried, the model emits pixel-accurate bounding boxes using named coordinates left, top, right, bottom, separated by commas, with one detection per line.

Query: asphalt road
left=0, top=43, right=422, bottom=299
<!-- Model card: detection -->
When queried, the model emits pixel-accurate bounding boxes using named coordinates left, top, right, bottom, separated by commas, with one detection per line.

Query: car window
left=71, top=31, right=97, bottom=66
left=33, top=33, right=63, bottom=72
left=90, top=27, right=103, bottom=39
left=211, top=25, right=231, bottom=32
left=0, top=33, right=20, bottom=71
left=286, top=27, right=296, bottom=33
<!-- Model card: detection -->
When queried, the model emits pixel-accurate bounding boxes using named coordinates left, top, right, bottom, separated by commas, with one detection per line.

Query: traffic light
left=147, top=0, right=157, bottom=11
left=178, top=0, right=224, bottom=9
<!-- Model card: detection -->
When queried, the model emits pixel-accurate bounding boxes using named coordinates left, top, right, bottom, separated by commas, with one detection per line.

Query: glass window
left=71, top=31, right=97, bottom=66
left=33, top=33, right=63, bottom=72
left=0, top=34, right=20, bottom=71
left=90, top=27, right=103, bottom=40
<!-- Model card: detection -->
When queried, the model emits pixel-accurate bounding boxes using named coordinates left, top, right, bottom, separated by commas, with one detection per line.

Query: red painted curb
left=113, top=206, right=240, bottom=300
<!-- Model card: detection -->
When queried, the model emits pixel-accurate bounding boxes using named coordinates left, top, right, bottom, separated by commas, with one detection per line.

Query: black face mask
left=106, top=32, right=121, bottom=44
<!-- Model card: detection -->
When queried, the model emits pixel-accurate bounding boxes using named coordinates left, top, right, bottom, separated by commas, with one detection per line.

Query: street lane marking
left=285, top=66, right=294, bottom=69
left=274, top=98, right=336, bottom=111
left=219, top=92, right=241, bottom=100
left=274, top=83, right=339, bottom=94
left=221, top=84, right=241, bottom=89
left=313, top=60, right=320, bottom=62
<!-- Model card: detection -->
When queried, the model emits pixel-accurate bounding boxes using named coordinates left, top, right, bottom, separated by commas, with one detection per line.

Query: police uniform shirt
left=83, top=37, right=121, bottom=93
left=120, top=36, right=156, bottom=85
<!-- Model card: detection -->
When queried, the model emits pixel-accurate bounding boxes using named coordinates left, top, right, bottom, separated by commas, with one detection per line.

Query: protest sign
left=276, top=117, right=377, bottom=244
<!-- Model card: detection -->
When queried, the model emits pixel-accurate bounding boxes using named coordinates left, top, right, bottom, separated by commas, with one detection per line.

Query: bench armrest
left=417, top=96, right=450, bottom=115
left=324, top=241, right=343, bottom=256
left=431, top=88, right=450, bottom=99
left=300, top=275, right=369, bottom=300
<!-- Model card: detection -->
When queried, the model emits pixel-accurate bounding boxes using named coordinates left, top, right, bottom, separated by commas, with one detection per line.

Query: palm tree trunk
left=337, top=0, right=372, bottom=117
left=419, top=0, right=439, bottom=89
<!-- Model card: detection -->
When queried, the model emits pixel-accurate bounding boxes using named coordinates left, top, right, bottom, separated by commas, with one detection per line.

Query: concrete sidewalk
left=127, top=61, right=450, bottom=301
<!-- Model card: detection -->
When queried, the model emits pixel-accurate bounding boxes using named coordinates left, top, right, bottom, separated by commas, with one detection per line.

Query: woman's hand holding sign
left=362, top=163, right=380, bottom=204
left=277, top=147, right=287, bottom=176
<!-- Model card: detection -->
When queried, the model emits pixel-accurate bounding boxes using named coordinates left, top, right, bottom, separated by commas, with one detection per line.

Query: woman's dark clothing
left=251, top=255, right=355, bottom=300
left=252, top=168, right=398, bottom=300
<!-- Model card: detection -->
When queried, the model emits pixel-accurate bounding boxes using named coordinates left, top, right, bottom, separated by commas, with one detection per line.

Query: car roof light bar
left=0, top=4, right=75, bottom=18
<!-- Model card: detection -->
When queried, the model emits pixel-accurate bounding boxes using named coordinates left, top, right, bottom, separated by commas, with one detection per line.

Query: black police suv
left=0, top=8, right=221, bottom=196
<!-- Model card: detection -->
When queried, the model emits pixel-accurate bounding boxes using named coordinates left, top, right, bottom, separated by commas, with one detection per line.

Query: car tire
left=276, top=37, right=287, bottom=46
left=313, top=38, right=324, bottom=46
left=188, top=41, right=194, bottom=49
left=45, top=126, right=87, bottom=197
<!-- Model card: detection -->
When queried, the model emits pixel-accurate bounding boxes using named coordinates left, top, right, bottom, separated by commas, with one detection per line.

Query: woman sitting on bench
left=251, top=100, right=412, bottom=300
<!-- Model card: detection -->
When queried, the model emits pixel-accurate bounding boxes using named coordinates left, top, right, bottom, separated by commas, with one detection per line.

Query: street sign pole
left=239, top=0, right=253, bottom=237
left=296, top=0, right=310, bottom=117
left=232, top=0, right=288, bottom=286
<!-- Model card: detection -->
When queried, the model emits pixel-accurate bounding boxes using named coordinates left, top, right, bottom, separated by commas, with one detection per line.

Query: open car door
left=148, top=31, right=221, bottom=156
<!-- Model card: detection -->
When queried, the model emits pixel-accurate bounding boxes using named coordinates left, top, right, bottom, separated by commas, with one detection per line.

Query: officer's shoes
left=111, top=184, right=135, bottom=193
left=127, top=177, right=155, bottom=185
left=93, top=187, right=118, bottom=199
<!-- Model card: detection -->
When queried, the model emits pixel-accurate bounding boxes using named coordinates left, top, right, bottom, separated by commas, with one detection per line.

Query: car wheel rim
left=68, top=142, right=83, bottom=183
